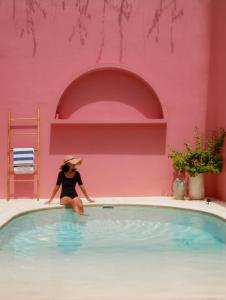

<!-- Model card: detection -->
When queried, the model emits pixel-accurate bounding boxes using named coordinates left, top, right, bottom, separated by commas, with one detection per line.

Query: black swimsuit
left=56, top=170, right=83, bottom=199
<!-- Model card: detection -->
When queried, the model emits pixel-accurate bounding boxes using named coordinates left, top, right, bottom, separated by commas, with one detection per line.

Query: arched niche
left=50, top=67, right=167, bottom=196
left=54, top=67, right=165, bottom=123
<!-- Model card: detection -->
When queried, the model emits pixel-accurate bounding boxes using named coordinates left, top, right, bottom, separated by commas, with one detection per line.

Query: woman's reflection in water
left=56, top=208, right=86, bottom=254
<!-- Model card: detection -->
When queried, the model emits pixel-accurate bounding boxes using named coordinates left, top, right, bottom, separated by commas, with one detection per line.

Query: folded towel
left=13, top=148, right=34, bottom=166
left=14, top=166, right=34, bottom=174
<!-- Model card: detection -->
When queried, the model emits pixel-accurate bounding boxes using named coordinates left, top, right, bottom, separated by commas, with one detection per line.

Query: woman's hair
left=61, top=164, right=70, bottom=172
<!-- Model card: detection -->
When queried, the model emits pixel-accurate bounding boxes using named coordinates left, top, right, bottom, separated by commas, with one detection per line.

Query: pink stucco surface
left=206, top=0, right=226, bottom=200
left=0, top=0, right=225, bottom=200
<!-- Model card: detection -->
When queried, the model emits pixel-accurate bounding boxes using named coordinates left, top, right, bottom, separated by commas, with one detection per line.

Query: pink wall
left=206, top=0, right=226, bottom=200
left=0, top=0, right=218, bottom=199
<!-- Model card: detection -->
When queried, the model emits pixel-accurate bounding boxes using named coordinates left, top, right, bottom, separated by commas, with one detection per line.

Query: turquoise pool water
left=0, top=206, right=226, bottom=299
left=1, top=206, right=226, bottom=256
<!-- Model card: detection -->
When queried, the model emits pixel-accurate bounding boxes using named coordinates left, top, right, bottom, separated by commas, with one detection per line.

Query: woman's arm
left=45, top=185, right=60, bottom=204
left=79, top=185, right=94, bottom=202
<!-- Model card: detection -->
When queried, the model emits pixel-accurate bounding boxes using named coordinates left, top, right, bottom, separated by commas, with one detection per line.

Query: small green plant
left=168, top=128, right=226, bottom=177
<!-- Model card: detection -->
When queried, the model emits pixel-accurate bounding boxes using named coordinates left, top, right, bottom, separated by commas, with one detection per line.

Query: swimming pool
left=0, top=206, right=226, bottom=299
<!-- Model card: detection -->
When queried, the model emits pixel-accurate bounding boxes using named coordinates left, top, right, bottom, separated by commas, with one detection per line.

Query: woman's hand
left=86, top=198, right=95, bottom=203
left=79, top=185, right=94, bottom=203
left=45, top=199, right=52, bottom=204
left=46, top=185, right=60, bottom=205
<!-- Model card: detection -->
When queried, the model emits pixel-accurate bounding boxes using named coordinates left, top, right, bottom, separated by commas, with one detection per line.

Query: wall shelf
left=51, top=119, right=167, bottom=126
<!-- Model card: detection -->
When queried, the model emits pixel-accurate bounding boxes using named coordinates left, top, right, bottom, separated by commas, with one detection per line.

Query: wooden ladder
left=7, top=108, right=40, bottom=200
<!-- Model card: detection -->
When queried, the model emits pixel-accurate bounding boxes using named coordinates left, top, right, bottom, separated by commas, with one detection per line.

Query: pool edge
left=1, top=197, right=226, bottom=229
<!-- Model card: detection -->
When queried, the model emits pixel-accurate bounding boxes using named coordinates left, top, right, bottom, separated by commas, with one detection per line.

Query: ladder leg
left=37, top=108, right=40, bottom=200
left=7, top=110, right=11, bottom=201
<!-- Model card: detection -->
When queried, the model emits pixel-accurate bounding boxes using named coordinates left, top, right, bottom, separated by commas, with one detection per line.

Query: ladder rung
left=9, top=179, right=36, bottom=182
left=10, top=117, right=38, bottom=121
left=10, top=164, right=37, bottom=166
left=9, top=148, right=38, bottom=151
left=13, top=132, right=38, bottom=135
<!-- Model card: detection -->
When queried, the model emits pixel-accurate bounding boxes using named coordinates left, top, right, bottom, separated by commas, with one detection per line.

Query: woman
left=46, top=155, right=94, bottom=214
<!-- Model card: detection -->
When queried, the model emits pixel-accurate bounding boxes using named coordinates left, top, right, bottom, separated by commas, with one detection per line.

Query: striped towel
left=13, top=148, right=34, bottom=166
left=13, top=148, right=35, bottom=174
left=14, top=166, right=34, bottom=174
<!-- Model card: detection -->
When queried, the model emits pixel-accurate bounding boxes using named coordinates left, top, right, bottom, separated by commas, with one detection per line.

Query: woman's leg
left=60, top=196, right=79, bottom=213
left=72, top=197, right=84, bottom=215
left=60, top=196, right=84, bottom=215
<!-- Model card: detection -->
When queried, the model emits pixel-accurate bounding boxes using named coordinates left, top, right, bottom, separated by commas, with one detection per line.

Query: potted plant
left=168, top=127, right=226, bottom=200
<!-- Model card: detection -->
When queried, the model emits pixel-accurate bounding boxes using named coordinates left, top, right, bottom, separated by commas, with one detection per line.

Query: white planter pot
left=172, top=178, right=186, bottom=200
left=189, top=174, right=205, bottom=200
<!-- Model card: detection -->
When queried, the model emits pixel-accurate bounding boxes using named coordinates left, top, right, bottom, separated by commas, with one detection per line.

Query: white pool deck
left=1, top=196, right=226, bottom=228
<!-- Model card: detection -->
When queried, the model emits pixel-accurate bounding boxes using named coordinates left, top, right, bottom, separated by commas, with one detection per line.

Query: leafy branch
left=168, top=128, right=226, bottom=177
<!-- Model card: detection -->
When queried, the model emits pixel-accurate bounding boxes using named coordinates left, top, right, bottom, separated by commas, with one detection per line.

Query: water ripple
left=0, top=207, right=226, bottom=258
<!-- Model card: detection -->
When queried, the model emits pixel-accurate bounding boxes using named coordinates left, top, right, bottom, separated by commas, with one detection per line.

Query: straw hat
left=63, top=155, right=82, bottom=165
